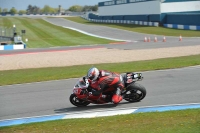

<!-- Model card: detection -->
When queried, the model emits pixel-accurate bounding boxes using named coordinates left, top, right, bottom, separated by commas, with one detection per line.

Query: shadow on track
left=54, top=101, right=137, bottom=114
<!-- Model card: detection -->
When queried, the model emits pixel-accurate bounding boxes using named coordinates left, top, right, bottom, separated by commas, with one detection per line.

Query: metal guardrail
left=81, top=16, right=159, bottom=27
left=0, top=36, right=12, bottom=43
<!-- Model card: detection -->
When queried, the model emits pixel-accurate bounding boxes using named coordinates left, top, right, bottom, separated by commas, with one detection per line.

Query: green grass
left=65, top=17, right=200, bottom=37
left=0, top=109, right=199, bottom=133
left=1, top=17, right=13, bottom=28
left=0, top=17, right=115, bottom=48
left=0, top=54, right=200, bottom=86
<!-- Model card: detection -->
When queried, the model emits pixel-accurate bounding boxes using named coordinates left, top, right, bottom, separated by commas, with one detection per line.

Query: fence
left=81, top=16, right=159, bottom=27
left=0, top=27, right=14, bottom=43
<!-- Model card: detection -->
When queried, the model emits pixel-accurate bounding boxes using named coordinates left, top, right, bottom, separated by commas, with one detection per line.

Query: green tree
left=18, top=10, right=26, bottom=14
left=82, top=5, right=90, bottom=12
left=41, top=5, right=56, bottom=13
left=0, top=8, right=2, bottom=13
left=80, top=5, right=98, bottom=12
left=52, top=8, right=57, bottom=13
left=3, top=8, right=8, bottom=13
left=32, top=6, right=40, bottom=14
left=68, top=5, right=83, bottom=12
left=26, top=5, right=40, bottom=14
left=10, top=7, right=18, bottom=14
left=42, top=5, right=51, bottom=13
left=27, top=5, right=33, bottom=14
left=91, top=5, right=98, bottom=11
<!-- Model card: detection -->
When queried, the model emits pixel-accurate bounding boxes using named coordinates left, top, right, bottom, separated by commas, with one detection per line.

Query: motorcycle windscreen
left=74, top=78, right=88, bottom=89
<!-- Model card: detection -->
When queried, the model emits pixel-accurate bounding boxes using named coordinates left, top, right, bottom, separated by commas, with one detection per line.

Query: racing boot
left=112, top=88, right=123, bottom=104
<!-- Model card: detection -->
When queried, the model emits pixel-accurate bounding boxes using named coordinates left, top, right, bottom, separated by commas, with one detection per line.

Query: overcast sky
left=0, top=0, right=105, bottom=10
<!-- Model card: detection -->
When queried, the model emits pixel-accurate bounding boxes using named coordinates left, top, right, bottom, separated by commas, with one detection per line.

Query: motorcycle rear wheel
left=70, top=94, right=90, bottom=107
left=124, top=83, right=146, bottom=102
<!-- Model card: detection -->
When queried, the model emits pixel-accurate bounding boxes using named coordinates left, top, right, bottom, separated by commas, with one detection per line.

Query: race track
left=44, top=17, right=200, bottom=47
left=0, top=66, right=200, bottom=120
left=0, top=17, right=200, bottom=121
left=1, top=17, right=200, bottom=55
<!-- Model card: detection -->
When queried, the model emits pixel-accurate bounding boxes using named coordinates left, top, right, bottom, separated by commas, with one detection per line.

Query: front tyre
left=124, top=83, right=146, bottom=102
left=69, top=94, right=90, bottom=107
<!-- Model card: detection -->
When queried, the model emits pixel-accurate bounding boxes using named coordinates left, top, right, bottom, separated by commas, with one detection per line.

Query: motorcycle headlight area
left=73, top=88, right=87, bottom=95
left=73, top=88, right=80, bottom=94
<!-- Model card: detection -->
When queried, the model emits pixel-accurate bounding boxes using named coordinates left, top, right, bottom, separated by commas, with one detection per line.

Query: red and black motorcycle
left=69, top=72, right=146, bottom=107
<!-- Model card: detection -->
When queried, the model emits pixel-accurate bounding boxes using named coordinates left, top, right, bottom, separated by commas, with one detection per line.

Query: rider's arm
left=90, top=79, right=108, bottom=96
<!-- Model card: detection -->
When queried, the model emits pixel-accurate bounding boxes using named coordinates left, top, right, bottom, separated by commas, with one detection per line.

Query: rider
left=86, top=67, right=124, bottom=104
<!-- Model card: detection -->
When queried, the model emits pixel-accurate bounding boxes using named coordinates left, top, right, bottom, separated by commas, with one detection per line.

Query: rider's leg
left=112, top=87, right=122, bottom=104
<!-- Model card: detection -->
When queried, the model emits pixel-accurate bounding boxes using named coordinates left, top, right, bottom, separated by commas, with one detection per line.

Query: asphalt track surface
left=44, top=18, right=200, bottom=48
left=0, top=66, right=200, bottom=120
left=0, top=17, right=200, bottom=120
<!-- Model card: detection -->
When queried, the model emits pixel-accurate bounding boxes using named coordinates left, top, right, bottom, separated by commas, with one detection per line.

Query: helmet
left=87, top=67, right=99, bottom=81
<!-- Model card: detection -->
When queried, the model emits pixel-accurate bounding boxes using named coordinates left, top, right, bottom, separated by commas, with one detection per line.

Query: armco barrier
left=164, top=24, right=200, bottom=30
left=82, top=16, right=200, bottom=30
left=81, top=17, right=159, bottom=27
left=0, top=44, right=26, bottom=50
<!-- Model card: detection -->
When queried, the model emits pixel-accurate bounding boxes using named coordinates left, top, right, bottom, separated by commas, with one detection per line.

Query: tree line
left=0, top=4, right=98, bottom=14
left=68, top=5, right=98, bottom=12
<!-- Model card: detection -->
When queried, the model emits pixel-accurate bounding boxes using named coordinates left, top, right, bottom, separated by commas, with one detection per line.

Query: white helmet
left=87, top=67, right=99, bottom=81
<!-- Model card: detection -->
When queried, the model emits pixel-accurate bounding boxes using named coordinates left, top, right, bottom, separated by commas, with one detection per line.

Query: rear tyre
left=124, top=83, right=146, bottom=102
left=69, top=94, right=90, bottom=107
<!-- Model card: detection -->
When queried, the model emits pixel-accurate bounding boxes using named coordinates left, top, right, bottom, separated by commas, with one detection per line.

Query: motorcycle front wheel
left=124, top=83, right=146, bottom=102
left=69, top=94, right=90, bottom=107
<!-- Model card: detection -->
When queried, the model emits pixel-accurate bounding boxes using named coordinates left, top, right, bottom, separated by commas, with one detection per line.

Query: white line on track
left=0, top=102, right=199, bottom=122
left=62, top=26, right=131, bottom=42
left=43, top=18, right=131, bottom=42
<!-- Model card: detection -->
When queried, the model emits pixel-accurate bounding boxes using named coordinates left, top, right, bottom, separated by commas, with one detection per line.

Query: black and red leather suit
left=88, top=70, right=124, bottom=104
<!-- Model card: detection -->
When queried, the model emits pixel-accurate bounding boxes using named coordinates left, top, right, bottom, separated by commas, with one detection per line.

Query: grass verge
left=65, top=17, right=200, bottom=37
left=0, top=109, right=199, bottom=133
left=0, top=54, right=200, bottom=86
left=0, top=17, right=114, bottom=48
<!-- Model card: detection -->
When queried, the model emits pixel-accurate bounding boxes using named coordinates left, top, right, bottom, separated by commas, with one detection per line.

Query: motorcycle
left=69, top=72, right=146, bottom=107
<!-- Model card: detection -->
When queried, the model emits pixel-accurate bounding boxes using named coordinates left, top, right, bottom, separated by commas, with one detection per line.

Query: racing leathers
left=88, top=70, right=124, bottom=104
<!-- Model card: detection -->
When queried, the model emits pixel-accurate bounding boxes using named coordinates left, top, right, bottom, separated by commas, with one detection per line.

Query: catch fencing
left=0, top=27, right=14, bottom=43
